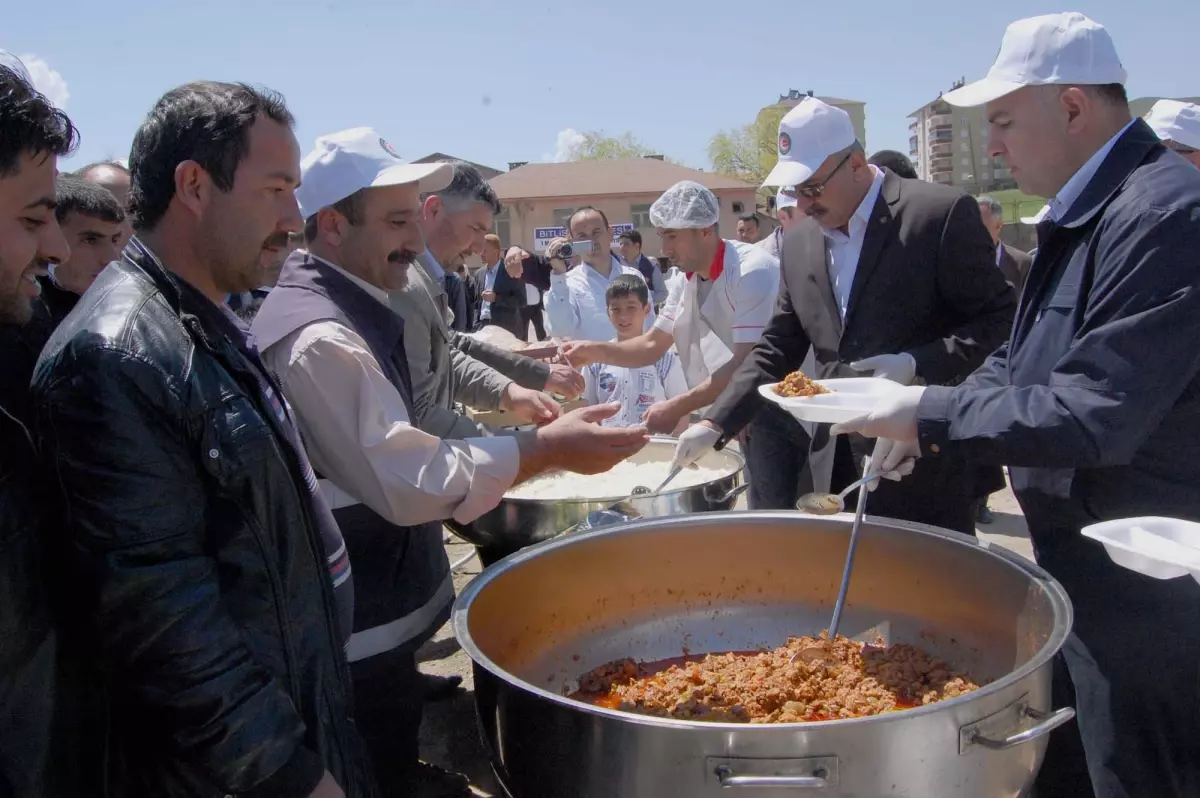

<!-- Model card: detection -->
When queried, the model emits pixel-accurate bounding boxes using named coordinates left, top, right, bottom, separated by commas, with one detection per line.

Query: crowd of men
left=2, top=10, right=1200, bottom=798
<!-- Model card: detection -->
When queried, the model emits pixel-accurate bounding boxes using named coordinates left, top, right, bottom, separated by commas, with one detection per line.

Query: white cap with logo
left=296, top=127, right=453, bottom=219
left=776, top=189, right=797, bottom=211
left=1144, top=100, right=1200, bottom=150
left=762, top=97, right=857, bottom=188
left=944, top=12, right=1126, bottom=108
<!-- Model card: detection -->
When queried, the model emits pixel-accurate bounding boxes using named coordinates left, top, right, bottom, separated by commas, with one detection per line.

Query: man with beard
left=32, top=81, right=369, bottom=798
left=388, top=157, right=583, bottom=441
left=252, top=130, right=649, bottom=794
left=0, top=62, right=75, bottom=798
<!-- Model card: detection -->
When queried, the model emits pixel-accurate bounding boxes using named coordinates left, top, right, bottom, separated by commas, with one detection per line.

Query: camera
left=556, top=240, right=594, bottom=259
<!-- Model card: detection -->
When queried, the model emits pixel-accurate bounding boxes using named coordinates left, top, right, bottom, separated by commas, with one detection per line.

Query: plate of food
left=758, top=371, right=902, bottom=425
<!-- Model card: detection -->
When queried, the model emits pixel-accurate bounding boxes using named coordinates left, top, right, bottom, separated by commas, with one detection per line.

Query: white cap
left=762, top=97, right=857, bottom=187
left=296, top=127, right=453, bottom=219
left=776, top=189, right=797, bottom=211
left=944, top=13, right=1126, bottom=108
left=1020, top=204, right=1050, bottom=224
left=649, top=180, right=720, bottom=229
left=1144, top=100, right=1200, bottom=150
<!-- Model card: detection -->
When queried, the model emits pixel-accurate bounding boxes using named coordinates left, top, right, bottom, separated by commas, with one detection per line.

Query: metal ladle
left=791, top=464, right=879, bottom=664
left=794, top=470, right=886, bottom=515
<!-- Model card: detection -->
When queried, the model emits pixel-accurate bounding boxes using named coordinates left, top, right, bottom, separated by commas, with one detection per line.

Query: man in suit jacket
left=670, top=97, right=1015, bottom=533
left=978, top=194, right=1034, bottom=292
left=390, top=163, right=582, bottom=440
left=475, top=234, right=526, bottom=339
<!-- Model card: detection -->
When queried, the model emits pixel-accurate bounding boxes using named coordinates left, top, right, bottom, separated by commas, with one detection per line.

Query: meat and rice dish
left=774, top=370, right=830, bottom=398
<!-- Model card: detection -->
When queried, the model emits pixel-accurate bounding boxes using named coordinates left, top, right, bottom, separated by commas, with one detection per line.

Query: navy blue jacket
left=918, top=119, right=1200, bottom=560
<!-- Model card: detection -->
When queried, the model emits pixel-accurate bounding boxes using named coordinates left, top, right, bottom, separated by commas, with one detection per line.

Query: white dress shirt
left=1048, top=119, right=1137, bottom=227
left=479, top=262, right=499, bottom=320
left=545, top=256, right=655, bottom=341
left=822, top=165, right=885, bottom=319
left=260, top=255, right=521, bottom=526
left=583, top=346, right=689, bottom=427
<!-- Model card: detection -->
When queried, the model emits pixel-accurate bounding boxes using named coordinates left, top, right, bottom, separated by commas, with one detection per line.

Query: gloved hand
left=831, top=385, right=926, bottom=442
left=849, top=353, right=917, bottom=385
left=865, top=441, right=920, bottom=490
left=669, top=422, right=722, bottom=472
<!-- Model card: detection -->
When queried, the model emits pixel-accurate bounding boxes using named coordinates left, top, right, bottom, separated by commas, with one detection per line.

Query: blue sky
left=6, top=0, right=1197, bottom=175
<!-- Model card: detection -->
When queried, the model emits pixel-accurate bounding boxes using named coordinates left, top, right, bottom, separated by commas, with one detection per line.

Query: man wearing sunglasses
left=669, top=97, right=1015, bottom=532
left=1144, top=99, right=1200, bottom=169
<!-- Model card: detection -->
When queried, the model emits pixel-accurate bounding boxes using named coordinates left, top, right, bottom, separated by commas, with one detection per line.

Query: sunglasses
left=781, top=152, right=853, bottom=200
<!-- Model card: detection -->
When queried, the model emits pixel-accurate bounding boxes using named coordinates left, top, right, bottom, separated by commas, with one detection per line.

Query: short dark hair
left=618, top=228, right=642, bottom=246
left=605, top=273, right=649, bottom=306
left=868, top=150, right=918, bottom=179
left=128, top=81, right=295, bottom=231
left=303, top=189, right=365, bottom=243
left=1092, top=83, right=1128, bottom=107
left=75, top=159, right=130, bottom=179
left=568, top=205, right=609, bottom=231
left=738, top=213, right=760, bottom=226
left=427, top=160, right=502, bottom=215
left=0, top=65, right=79, bottom=178
left=54, top=175, right=126, bottom=224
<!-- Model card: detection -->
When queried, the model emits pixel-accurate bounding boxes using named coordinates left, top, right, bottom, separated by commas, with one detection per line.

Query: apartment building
left=908, top=79, right=1014, bottom=193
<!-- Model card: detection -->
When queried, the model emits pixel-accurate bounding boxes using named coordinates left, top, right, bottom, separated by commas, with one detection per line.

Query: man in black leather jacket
left=0, top=62, right=77, bottom=798
left=30, top=81, right=371, bottom=798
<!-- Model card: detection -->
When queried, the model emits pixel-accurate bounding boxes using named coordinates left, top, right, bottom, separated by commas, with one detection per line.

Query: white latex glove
left=850, top=353, right=917, bottom=386
left=670, top=423, right=722, bottom=472
left=830, top=385, right=926, bottom=441
left=865, top=441, right=920, bottom=490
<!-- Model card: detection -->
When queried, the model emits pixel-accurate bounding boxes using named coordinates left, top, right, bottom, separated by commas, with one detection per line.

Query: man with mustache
left=252, top=128, right=648, bottom=795
left=0, top=62, right=75, bottom=798
left=669, top=97, right=1015, bottom=531
left=32, top=81, right=368, bottom=797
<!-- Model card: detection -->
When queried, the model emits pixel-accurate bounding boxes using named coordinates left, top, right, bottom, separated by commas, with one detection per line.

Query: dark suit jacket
left=473, top=262, right=525, bottom=339
left=998, top=243, right=1033, bottom=294
left=708, top=170, right=1017, bottom=532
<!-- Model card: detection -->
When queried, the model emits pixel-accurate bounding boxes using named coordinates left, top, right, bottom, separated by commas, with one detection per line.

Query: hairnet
left=649, top=180, right=720, bottom=229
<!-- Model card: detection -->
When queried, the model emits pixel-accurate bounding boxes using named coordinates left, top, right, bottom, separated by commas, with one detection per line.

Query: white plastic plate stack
left=758, top=377, right=903, bottom=425
left=1081, top=516, right=1200, bottom=585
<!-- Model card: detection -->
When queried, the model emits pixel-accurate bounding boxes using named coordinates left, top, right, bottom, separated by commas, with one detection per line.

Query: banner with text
left=532, top=223, right=635, bottom=252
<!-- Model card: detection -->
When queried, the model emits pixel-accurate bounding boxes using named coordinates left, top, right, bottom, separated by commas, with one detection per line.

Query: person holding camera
left=534, top=206, right=655, bottom=341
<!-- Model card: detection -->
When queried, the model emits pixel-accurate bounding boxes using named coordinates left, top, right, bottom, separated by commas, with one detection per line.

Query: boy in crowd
left=583, top=274, right=688, bottom=432
left=39, top=174, right=125, bottom=326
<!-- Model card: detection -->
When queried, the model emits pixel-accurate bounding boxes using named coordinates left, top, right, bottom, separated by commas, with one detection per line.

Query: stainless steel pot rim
left=497, top=436, right=744, bottom=506
left=452, top=510, right=1074, bottom=732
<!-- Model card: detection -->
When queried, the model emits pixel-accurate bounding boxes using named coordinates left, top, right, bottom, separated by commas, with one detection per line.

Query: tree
left=709, top=105, right=790, bottom=185
left=566, top=131, right=673, bottom=162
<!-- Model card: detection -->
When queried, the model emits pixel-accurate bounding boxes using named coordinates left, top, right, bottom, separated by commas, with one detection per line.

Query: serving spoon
left=791, top=464, right=879, bottom=664
left=794, top=470, right=886, bottom=515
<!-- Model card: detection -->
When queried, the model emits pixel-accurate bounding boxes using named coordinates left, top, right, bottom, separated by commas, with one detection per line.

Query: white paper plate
left=1081, top=516, right=1200, bottom=585
left=758, top=377, right=902, bottom=425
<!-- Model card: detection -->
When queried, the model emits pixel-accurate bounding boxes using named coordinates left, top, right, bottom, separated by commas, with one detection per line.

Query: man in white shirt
left=561, top=181, right=780, bottom=437
left=543, top=206, right=654, bottom=340
left=252, top=129, right=649, bottom=795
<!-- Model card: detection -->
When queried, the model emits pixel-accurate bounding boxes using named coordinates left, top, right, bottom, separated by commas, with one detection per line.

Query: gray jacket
left=390, top=251, right=549, bottom=439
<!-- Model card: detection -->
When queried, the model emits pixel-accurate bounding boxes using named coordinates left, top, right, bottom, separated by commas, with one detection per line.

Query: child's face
left=606, top=294, right=648, bottom=336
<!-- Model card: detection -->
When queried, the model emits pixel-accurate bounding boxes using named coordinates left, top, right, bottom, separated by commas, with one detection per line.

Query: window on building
left=961, top=157, right=971, bottom=166
left=961, top=172, right=973, bottom=182
left=731, top=201, right=744, bottom=214
left=961, top=128, right=970, bottom=138
left=960, top=142, right=970, bottom=152
left=630, top=203, right=653, bottom=228
left=491, top=207, right=511, bottom=246
left=552, top=207, right=577, bottom=230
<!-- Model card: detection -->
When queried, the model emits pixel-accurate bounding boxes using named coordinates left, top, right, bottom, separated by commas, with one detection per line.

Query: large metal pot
left=453, top=512, right=1074, bottom=798
left=444, top=436, right=745, bottom=551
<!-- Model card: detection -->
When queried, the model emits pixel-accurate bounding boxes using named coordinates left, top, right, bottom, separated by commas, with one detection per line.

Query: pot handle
left=964, top=705, right=1076, bottom=752
left=711, top=482, right=750, bottom=504
left=709, top=757, right=837, bottom=789
left=575, top=500, right=643, bottom=533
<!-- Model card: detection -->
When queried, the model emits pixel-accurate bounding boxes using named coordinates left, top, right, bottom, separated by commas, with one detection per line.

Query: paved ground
left=415, top=480, right=1034, bottom=797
